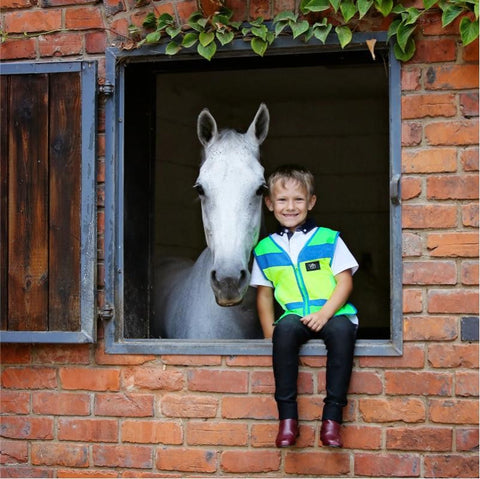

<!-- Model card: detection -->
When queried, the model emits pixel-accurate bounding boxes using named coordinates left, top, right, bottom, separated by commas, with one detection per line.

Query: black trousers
left=272, top=314, right=357, bottom=423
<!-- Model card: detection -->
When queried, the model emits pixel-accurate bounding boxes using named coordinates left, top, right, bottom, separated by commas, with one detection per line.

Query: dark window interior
left=123, top=49, right=391, bottom=340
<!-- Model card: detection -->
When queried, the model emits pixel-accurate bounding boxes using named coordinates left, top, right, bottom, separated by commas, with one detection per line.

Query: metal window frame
left=0, top=61, right=97, bottom=344
left=104, top=32, right=403, bottom=356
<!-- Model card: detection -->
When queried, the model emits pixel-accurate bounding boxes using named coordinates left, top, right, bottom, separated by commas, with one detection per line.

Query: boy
left=250, top=164, right=358, bottom=448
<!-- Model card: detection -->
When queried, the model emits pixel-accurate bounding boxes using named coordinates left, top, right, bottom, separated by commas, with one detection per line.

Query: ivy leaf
left=250, top=17, right=265, bottom=26
left=313, top=21, right=332, bottom=42
left=460, top=16, right=479, bottom=45
left=358, top=0, right=374, bottom=19
left=251, top=37, right=268, bottom=56
left=216, top=30, right=235, bottom=45
left=158, top=13, right=174, bottom=25
left=397, top=22, right=416, bottom=51
left=441, top=4, right=464, bottom=27
left=188, top=12, right=206, bottom=32
left=197, top=41, right=217, bottom=60
left=423, top=0, right=437, bottom=9
left=182, top=32, right=198, bottom=48
left=404, top=7, right=422, bottom=25
left=199, top=31, right=215, bottom=46
left=387, top=18, right=401, bottom=40
left=230, top=21, right=242, bottom=29
left=290, top=20, right=310, bottom=38
left=275, top=21, right=289, bottom=36
left=165, top=41, right=181, bottom=55
left=335, top=25, right=352, bottom=47
left=143, top=13, right=157, bottom=29
left=393, top=36, right=416, bottom=61
left=274, top=11, right=298, bottom=22
left=166, top=26, right=182, bottom=39
left=300, top=0, right=331, bottom=14
left=329, top=0, right=341, bottom=12
left=375, top=0, right=393, bottom=16
left=340, top=0, right=358, bottom=22
left=251, top=24, right=268, bottom=40
left=266, top=31, right=276, bottom=44
left=145, top=30, right=161, bottom=43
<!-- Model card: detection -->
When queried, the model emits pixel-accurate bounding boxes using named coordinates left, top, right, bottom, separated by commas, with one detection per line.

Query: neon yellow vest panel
left=254, top=227, right=357, bottom=322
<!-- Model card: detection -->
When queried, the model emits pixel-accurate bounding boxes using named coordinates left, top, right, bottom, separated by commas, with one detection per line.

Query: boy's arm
left=301, top=269, right=353, bottom=332
left=256, top=285, right=275, bottom=339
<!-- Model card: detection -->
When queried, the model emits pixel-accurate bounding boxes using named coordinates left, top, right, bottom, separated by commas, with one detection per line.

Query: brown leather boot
left=320, top=419, right=343, bottom=448
left=275, top=419, right=299, bottom=448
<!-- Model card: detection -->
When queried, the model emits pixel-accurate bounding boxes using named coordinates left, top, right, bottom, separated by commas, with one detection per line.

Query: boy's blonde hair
left=267, top=164, right=315, bottom=197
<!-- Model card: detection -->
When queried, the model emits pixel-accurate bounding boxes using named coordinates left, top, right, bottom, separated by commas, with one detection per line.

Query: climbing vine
left=128, top=0, right=479, bottom=61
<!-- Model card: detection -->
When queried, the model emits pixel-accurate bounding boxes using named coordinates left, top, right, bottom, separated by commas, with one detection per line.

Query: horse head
left=196, top=104, right=269, bottom=307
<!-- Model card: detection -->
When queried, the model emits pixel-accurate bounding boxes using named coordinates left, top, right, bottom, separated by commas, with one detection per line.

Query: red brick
left=430, top=399, right=479, bottom=425
left=60, top=367, right=120, bottom=391
left=403, top=261, right=457, bottom=285
left=0, top=37, right=36, bottom=60
left=40, top=0, right=93, bottom=5
left=348, top=370, right=383, bottom=394
left=425, top=119, right=479, bottom=146
left=222, top=396, right=276, bottom=419
left=221, top=450, right=280, bottom=473
left=402, top=93, right=456, bottom=119
left=58, top=418, right=118, bottom=442
left=122, top=366, right=183, bottom=390
left=1, top=0, right=33, bottom=7
left=426, top=64, right=479, bottom=90
left=428, top=289, right=479, bottom=314
left=95, top=393, right=153, bottom=417
left=187, top=421, right=247, bottom=446
left=385, top=371, right=453, bottom=395
left=285, top=451, right=350, bottom=475
left=32, top=443, right=88, bottom=467
left=121, top=420, right=183, bottom=444
left=342, top=425, right=382, bottom=450
left=359, top=345, right=425, bottom=368
left=225, top=355, right=272, bottom=367
left=250, top=0, right=271, bottom=18
left=411, top=37, right=457, bottom=63
left=92, top=444, right=152, bottom=469
left=175, top=1, right=197, bottom=24
left=161, top=394, right=218, bottom=418
left=386, top=426, right=452, bottom=451
left=420, top=10, right=461, bottom=35
left=463, top=203, right=479, bottom=227
left=403, top=288, right=423, bottom=313
left=0, top=466, right=53, bottom=477
left=402, top=232, right=422, bottom=257
left=355, top=453, right=421, bottom=477
left=57, top=469, right=118, bottom=478
left=0, top=416, right=53, bottom=440
left=455, top=371, right=479, bottom=396
left=460, top=91, right=479, bottom=118
left=359, top=398, right=426, bottom=423
left=456, top=428, right=479, bottom=451
left=424, top=454, right=479, bottom=478
left=33, top=344, right=90, bottom=364
left=461, top=148, right=479, bottom=171
left=65, top=7, right=104, bottom=30
left=103, top=0, right=125, bottom=16
left=32, top=391, right=90, bottom=415
left=0, top=390, right=30, bottom=414
left=94, top=342, right=155, bottom=365
left=401, top=177, right=421, bottom=200
left=155, top=447, right=216, bottom=473
left=4, top=9, right=62, bottom=33
left=0, top=345, right=31, bottom=364
left=461, top=260, right=479, bottom=285
left=427, top=232, right=479, bottom=257
left=38, top=32, right=83, bottom=57
left=86, top=31, right=107, bottom=54
left=402, top=148, right=457, bottom=174
left=404, top=315, right=458, bottom=341
left=428, top=343, right=478, bottom=368
left=402, top=204, right=457, bottom=229
left=109, top=17, right=129, bottom=39
left=161, top=355, right=221, bottom=366
left=0, top=439, right=28, bottom=464
left=1, top=367, right=56, bottom=389
left=427, top=175, right=478, bottom=200
left=401, top=67, right=421, bottom=91
left=402, top=122, right=422, bottom=146
left=462, top=37, right=479, bottom=62
left=296, top=395, right=324, bottom=420
left=187, top=369, right=248, bottom=393
left=250, top=423, right=315, bottom=448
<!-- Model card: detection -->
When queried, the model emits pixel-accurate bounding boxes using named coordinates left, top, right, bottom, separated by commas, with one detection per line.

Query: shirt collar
left=277, top=218, right=317, bottom=237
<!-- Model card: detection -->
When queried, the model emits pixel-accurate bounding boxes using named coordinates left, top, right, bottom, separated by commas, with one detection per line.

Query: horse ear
left=248, top=103, right=269, bottom=145
left=197, top=108, right=218, bottom=147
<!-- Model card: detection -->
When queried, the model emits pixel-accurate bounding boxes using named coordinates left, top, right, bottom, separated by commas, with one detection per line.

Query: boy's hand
left=301, top=311, right=329, bottom=332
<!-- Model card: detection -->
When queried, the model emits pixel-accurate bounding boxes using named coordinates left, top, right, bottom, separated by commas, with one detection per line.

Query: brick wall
left=1, top=0, right=479, bottom=477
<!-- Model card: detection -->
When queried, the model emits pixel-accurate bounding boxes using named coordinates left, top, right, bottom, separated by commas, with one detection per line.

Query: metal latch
left=99, top=304, right=114, bottom=321
left=390, top=174, right=401, bottom=205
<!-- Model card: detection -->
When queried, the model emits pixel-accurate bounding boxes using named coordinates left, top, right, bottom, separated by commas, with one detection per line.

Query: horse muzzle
left=211, top=269, right=249, bottom=307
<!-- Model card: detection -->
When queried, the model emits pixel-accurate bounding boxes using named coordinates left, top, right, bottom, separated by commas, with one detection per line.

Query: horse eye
left=194, top=183, right=205, bottom=196
left=256, top=184, right=268, bottom=196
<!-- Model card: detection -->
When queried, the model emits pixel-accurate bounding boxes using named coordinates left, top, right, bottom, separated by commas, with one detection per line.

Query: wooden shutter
left=0, top=62, right=96, bottom=341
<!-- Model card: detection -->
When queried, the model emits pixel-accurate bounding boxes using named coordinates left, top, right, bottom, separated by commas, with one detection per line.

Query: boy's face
left=265, top=178, right=316, bottom=232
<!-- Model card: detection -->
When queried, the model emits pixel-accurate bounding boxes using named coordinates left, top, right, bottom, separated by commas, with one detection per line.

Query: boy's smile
left=265, top=179, right=316, bottom=232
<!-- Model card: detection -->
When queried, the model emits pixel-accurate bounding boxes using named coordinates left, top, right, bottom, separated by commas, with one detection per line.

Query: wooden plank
left=8, top=74, right=49, bottom=330
left=0, top=76, right=9, bottom=330
left=48, top=72, right=81, bottom=331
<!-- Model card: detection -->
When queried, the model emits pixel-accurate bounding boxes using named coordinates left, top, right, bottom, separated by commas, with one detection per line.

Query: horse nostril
left=211, top=270, right=218, bottom=284
left=240, top=270, right=247, bottom=281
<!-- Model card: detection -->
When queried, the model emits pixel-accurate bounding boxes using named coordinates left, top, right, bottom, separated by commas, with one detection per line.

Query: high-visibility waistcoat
left=254, top=227, right=357, bottom=321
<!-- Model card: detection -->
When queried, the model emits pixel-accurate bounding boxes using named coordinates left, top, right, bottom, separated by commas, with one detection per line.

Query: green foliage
left=133, top=0, right=479, bottom=62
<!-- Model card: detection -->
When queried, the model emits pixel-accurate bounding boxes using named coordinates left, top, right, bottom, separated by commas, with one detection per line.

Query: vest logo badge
left=305, top=261, right=320, bottom=272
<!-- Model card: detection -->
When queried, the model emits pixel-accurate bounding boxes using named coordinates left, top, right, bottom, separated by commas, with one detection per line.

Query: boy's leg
left=272, top=314, right=314, bottom=420
left=318, top=315, right=357, bottom=423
